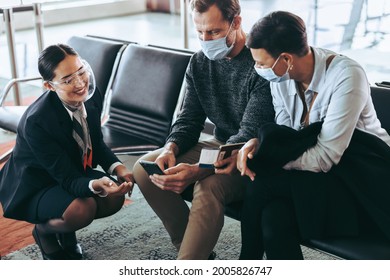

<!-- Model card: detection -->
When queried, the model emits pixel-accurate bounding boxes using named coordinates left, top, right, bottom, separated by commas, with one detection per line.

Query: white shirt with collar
left=271, top=47, right=390, bottom=172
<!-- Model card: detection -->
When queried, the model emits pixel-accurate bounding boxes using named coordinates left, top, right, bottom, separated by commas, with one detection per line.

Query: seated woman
left=0, top=44, right=134, bottom=260
left=237, top=11, right=390, bottom=259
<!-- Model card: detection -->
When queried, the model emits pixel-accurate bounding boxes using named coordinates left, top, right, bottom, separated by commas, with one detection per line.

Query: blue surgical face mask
left=254, top=55, right=291, bottom=83
left=199, top=21, right=235, bottom=60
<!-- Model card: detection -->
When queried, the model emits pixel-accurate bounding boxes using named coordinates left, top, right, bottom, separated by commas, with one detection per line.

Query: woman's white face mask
left=199, top=21, right=235, bottom=60
left=254, top=55, right=291, bottom=83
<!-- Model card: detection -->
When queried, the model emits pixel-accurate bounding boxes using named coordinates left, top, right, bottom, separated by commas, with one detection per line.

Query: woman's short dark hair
left=190, top=0, right=241, bottom=22
left=247, top=11, right=309, bottom=58
left=38, top=44, right=78, bottom=81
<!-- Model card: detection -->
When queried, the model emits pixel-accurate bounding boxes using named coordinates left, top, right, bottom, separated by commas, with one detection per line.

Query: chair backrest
left=66, top=36, right=125, bottom=98
left=105, top=44, right=192, bottom=146
left=370, top=86, right=390, bottom=133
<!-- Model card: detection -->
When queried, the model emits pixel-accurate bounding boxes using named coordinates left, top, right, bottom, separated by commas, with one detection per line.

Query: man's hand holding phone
left=141, top=161, right=203, bottom=194
left=151, top=163, right=203, bottom=194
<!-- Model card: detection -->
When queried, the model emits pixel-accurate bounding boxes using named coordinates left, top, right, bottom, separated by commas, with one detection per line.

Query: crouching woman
left=0, top=44, right=133, bottom=260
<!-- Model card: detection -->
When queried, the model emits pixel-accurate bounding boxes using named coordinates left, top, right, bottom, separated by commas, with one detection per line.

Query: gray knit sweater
left=166, top=46, right=275, bottom=154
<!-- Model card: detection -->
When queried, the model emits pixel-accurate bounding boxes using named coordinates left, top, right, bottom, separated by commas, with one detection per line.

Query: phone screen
left=139, top=160, right=165, bottom=176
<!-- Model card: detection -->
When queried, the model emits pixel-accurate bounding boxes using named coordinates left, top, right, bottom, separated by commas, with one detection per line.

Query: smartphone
left=139, top=160, right=165, bottom=176
left=217, top=142, right=246, bottom=161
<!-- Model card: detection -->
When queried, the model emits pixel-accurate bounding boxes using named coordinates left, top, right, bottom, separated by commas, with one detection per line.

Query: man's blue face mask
left=254, top=55, right=291, bottom=83
left=199, top=21, right=235, bottom=61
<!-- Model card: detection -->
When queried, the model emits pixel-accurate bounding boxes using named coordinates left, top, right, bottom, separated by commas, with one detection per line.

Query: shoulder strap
left=299, top=54, right=336, bottom=129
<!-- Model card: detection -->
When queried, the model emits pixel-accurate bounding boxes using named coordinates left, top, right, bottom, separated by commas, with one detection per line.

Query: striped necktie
left=68, top=105, right=93, bottom=170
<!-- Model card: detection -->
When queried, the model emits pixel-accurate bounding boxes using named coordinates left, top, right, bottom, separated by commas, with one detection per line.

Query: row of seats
left=64, top=35, right=194, bottom=156
left=0, top=35, right=193, bottom=159
left=1, top=35, right=390, bottom=259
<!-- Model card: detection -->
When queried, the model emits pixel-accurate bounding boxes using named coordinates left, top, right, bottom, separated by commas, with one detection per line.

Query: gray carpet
left=3, top=186, right=337, bottom=260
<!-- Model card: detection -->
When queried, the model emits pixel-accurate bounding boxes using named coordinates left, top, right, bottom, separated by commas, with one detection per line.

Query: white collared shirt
left=271, top=47, right=390, bottom=172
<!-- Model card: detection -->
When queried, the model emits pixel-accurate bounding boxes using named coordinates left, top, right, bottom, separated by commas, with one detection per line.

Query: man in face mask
left=133, top=0, right=274, bottom=260
left=196, top=6, right=236, bottom=60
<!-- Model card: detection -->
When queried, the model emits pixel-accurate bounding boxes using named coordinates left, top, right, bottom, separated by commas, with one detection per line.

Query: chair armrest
left=0, top=76, right=42, bottom=106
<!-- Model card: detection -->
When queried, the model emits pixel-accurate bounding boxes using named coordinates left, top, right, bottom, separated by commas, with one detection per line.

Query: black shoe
left=32, top=226, right=70, bottom=260
left=208, top=251, right=217, bottom=260
left=57, top=232, right=83, bottom=260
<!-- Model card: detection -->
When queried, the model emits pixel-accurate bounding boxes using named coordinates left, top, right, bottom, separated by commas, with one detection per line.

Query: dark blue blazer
left=0, top=89, right=119, bottom=222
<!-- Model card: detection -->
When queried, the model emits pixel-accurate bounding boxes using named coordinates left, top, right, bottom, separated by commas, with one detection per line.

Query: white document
left=198, top=148, right=220, bottom=168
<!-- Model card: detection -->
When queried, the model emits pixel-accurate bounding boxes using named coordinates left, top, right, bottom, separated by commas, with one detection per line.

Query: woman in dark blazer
left=0, top=44, right=133, bottom=260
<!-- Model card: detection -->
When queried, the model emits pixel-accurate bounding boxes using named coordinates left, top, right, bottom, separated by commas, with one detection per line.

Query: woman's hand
left=114, top=164, right=134, bottom=196
left=237, top=138, right=260, bottom=181
left=92, top=176, right=133, bottom=197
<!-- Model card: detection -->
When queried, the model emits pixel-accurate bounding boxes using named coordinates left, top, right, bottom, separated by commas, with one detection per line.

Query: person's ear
left=281, top=53, right=293, bottom=65
left=281, top=53, right=292, bottom=61
left=232, top=15, right=242, bottom=30
left=43, top=81, right=55, bottom=91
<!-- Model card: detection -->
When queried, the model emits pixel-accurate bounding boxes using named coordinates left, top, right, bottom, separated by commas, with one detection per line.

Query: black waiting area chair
left=1, top=35, right=193, bottom=163
left=0, top=77, right=39, bottom=133
left=101, top=43, right=192, bottom=155
left=66, top=35, right=127, bottom=114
